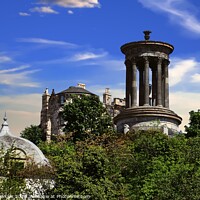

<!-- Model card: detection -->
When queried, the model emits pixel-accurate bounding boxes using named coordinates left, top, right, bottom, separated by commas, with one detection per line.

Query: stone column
left=46, top=118, right=51, bottom=143
left=125, top=60, right=132, bottom=108
left=139, top=67, right=144, bottom=106
left=143, top=57, right=149, bottom=106
left=164, top=60, right=169, bottom=108
left=162, top=67, right=165, bottom=106
left=131, top=59, right=137, bottom=107
left=152, top=67, right=157, bottom=106
left=157, top=58, right=162, bottom=106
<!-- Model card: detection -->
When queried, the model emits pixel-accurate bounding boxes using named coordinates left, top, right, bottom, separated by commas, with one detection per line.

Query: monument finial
left=143, top=30, right=152, bottom=41
left=4, top=112, right=7, bottom=122
left=2, top=112, right=8, bottom=128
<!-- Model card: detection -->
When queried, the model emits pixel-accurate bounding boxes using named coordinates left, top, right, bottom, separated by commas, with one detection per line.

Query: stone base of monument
left=114, top=106, right=182, bottom=136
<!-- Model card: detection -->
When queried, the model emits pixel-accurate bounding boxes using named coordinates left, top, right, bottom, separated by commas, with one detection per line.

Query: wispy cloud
left=0, top=65, right=40, bottom=87
left=38, top=0, right=100, bottom=8
left=33, top=49, right=124, bottom=71
left=71, top=52, right=107, bottom=61
left=0, top=55, right=12, bottom=63
left=138, top=0, right=200, bottom=34
left=69, top=52, right=125, bottom=71
left=19, top=12, right=31, bottom=17
left=68, top=10, right=74, bottom=14
left=0, top=65, right=29, bottom=74
left=17, top=38, right=77, bottom=48
left=169, top=58, right=198, bottom=86
left=191, top=73, right=200, bottom=83
left=30, top=6, right=59, bottom=14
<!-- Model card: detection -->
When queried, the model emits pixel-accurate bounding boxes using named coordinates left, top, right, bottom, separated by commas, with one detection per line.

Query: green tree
left=62, top=95, right=113, bottom=141
left=17, top=119, right=200, bottom=199
left=37, top=128, right=200, bottom=199
left=39, top=139, right=123, bottom=199
left=185, top=110, right=200, bottom=137
left=20, top=125, right=45, bottom=145
left=120, top=130, right=200, bottom=200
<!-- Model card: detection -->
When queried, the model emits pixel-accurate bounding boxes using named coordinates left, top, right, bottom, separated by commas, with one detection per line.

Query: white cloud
left=71, top=52, right=107, bottom=61
left=19, top=12, right=31, bottom=16
left=138, top=0, right=200, bottom=34
left=38, top=0, right=100, bottom=8
left=191, top=73, right=200, bottom=83
left=0, top=55, right=12, bottom=63
left=169, top=58, right=198, bottom=86
left=170, top=91, right=200, bottom=132
left=68, top=10, right=74, bottom=14
left=0, top=65, right=29, bottom=74
left=17, top=38, right=77, bottom=48
left=30, top=6, right=59, bottom=14
left=0, top=65, right=40, bottom=87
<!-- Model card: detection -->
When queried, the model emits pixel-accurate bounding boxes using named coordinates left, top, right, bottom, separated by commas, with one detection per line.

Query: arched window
left=4, top=148, right=27, bottom=176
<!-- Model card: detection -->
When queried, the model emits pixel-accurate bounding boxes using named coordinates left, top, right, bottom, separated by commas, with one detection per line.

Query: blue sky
left=0, top=0, right=199, bottom=134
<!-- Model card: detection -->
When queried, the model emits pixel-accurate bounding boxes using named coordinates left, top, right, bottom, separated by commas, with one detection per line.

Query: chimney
left=77, top=83, right=86, bottom=89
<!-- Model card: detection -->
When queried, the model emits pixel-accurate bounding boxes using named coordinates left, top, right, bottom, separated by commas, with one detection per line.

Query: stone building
left=114, top=31, right=182, bottom=135
left=40, top=83, right=95, bottom=141
left=103, top=88, right=125, bottom=118
left=40, top=84, right=126, bottom=141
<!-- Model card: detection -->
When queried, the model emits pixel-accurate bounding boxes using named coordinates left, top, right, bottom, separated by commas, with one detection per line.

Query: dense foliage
left=3, top=129, right=200, bottom=199
left=20, top=125, right=45, bottom=145
left=185, top=110, right=200, bottom=137
left=37, top=130, right=200, bottom=199
left=62, top=95, right=114, bottom=141
left=4, top=109, right=200, bottom=199
left=39, top=137, right=123, bottom=199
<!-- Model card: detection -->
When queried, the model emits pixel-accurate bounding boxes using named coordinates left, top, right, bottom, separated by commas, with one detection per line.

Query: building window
left=4, top=148, right=27, bottom=176
left=60, top=95, right=65, bottom=105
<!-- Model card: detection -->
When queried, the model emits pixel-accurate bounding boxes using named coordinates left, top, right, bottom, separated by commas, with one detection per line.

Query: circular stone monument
left=114, top=31, right=182, bottom=135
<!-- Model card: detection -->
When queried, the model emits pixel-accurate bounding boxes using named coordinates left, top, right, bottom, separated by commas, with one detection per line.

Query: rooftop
left=58, top=85, right=95, bottom=96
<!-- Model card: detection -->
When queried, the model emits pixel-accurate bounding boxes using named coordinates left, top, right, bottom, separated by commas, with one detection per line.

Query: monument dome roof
left=0, top=115, right=48, bottom=165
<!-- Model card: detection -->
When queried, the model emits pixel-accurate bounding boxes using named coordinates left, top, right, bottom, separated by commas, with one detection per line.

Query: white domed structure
left=0, top=115, right=48, bottom=165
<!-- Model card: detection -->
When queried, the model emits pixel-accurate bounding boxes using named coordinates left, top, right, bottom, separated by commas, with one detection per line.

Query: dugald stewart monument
left=114, top=31, right=182, bottom=135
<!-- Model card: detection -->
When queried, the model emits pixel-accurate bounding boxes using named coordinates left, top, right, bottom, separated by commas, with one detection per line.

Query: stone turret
left=103, top=88, right=112, bottom=106
left=40, top=88, right=51, bottom=141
